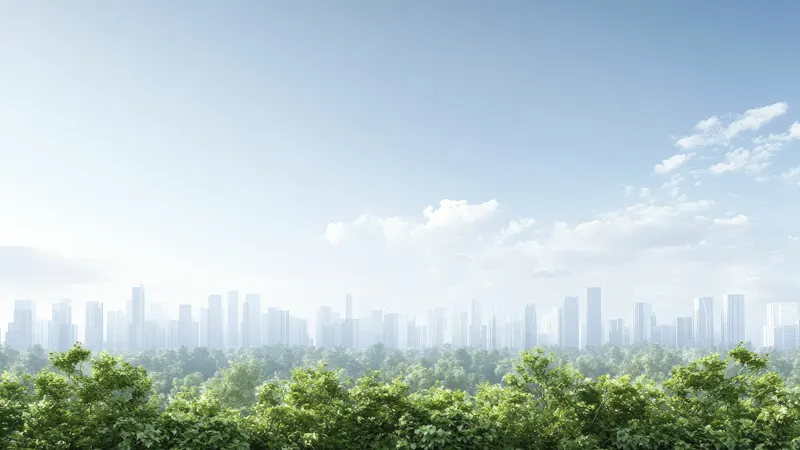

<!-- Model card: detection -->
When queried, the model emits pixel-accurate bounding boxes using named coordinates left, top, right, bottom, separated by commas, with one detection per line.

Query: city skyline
left=3, top=3, right=800, bottom=344
left=6, top=285, right=794, bottom=351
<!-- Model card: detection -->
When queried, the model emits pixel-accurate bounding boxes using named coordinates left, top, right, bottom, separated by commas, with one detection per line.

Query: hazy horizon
left=3, top=2, right=800, bottom=343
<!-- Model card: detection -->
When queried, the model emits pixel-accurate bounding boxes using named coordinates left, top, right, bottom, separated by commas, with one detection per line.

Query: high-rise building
left=49, top=300, right=74, bottom=352
left=199, top=307, right=209, bottom=348
left=586, top=288, right=602, bottom=349
left=607, top=318, right=625, bottom=346
left=169, top=304, right=198, bottom=349
left=763, top=302, right=799, bottom=349
left=470, top=300, right=482, bottom=348
left=652, top=325, right=676, bottom=347
left=509, top=318, right=523, bottom=351
left=265, top=307, right=287, bottom=346
left=631, top=302, right=652, bottom=344
left=316, top=306, right=334, bottom=348
left=145, top=302, right=169, bottom=350
left=406, top=316, right=421, bottom=350
left=85, top=301, right=104, bottom=351
left=676, top=316, right=693, bottom=348
left=242, top=293, right=261, bottom=348
left=562, top=297, right=580, bottom=348
left=226, top=291, right=238, bottom=349
left=722, top=294, right=746, bottom=347
left=106, top=310, right=127, bottom=352
left=206, top=295, right=224, bottom=350
left=524, top=304, right=537, bottom=349
left=128, top=285, right=146, bottom=351
left=5, top=300, right=35, bottom=350
left=693, top=297, right=714, bottom=348
left=451, top=311, right=469, bottom=348
left=287, top=315, right=309, bottom=347
left=546, top=307, right=561, bottom=346
left=371, top=310, right=384, bottom=346
left=342, top=294, right=355, bottom=349
left=383, top=313, right=399, bottom=349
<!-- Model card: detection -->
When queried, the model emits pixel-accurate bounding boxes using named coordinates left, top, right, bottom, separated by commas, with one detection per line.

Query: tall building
left=49, top=300, right=74, bottom=352
left=607, top=318, right=625, bottom=346
left=106, top=310, right=127, bottom=352
left=693, top=297, right=714, bottom=348
left=128, top=285, right=146, bottom=351
left=242, top=293, right=262, bottom=348
left=316, top=306, right=334, bottom=348
left=676, top=316, right=693, bottom=348
left=199, top=307, right=209, bottom=348
left=508, top=318, right=523, bottom=351
left=562, top=297, right=580, bottom=348
left=451, top=311, right=469, bottom=348
left=145, top=302, right=168, bottom=350
left=5, top=300, right=35, bottom=350
left=652, top=325, right=676, bottom=347
left=168, top=304, right=198, bottom=349
left=226, top=291, right=239, bottom=350
left=206, top=295, right=224, bottom=350
left=287, top=315, right=309, bottom=347
left=406, top=316, right=421, bottom=350
left=763, top=302, right=799, bottom=349
left=342, top=294, right=355, bottom=349
left=546, top=307, right=561, bottom=346
left=469, top=300, right=483, bottom=348
left=722, top=294, right=746, bottom=347
left=265, top=307, right=287, bottom=346
left=631, top=302, right=652, bottom=344
left=524, top=304, right=537, bottom=349
left=85, top=301, right=104, bottom=351
left=383, top=313, right=399, bottom=349
left=586, top=288, right=602, bottom=348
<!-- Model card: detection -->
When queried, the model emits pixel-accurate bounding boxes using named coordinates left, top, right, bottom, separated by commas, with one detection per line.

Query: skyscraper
left=106, top=310, right=127, bottom=352
left=206, top=295, right=224, bottom=350
left=242, top=293, right=261, bottom=348
left=451, top=311, right=469, bottom=348
left=763, top=302, right=799, bottom=349
left=342, top=294, right=355, bottom=349
left=586, top=287, right=602, bottom=348
left=607, top=318, right=625, bottom=346
left=383, top=313, right=399, bottom=349
left=316, top=306, right=333, bottom=348
left=5, top=300, right=34, bottom=351
left=49, top=300, right=74, bottom=352
left=265, top=307, right=287, bottom=346
left=128, top=285, right=146, bottom=351
left=722, top=294, right=746, bottom=347
left=693, top=297, right=714, bottom=348
left=562, top=297, right=580, bottom=348
left=226, top=291, right=239, bottom=349
left=85, top=301, right=104, bottom=351
left=524, top=304, right=537, bottom=349
left=470, top=299, right=482, bottom=348
left=676, top=316, right=693, bottom=348
left=631, top=302, right=653, bottom=344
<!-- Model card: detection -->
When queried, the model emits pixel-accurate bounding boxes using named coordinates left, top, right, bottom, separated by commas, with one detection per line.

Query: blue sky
left=2, top=1, right=800, bottom=341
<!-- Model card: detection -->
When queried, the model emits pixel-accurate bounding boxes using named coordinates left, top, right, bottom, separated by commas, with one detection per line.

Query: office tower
left=205, top=295, right=224, bottom=350
left=722, top=294, right=746, bottom=347
left=406, top=317, right=420, bottom=350
left=524, top=304, right=537, bottom=349
left=428, top=307, right=446, bottom=348
left=509, top=318, right=523, bottom=351
left=370, top=310, right=384, bottom=346
left=106, top=310, right=127, bottom=352
left=763, top=302, right=799, bottom=349
left=287, top=315, right=309, bottom=347
left=693, top=297, right=714, bottom=348
left=631, top=302, right=652, bottom=344
left=199, top=307, right=209, bottom=348
left=607, top=318, right=625, bottom=346
left=451, top=311, right=469, bottom=348
left=470, top=300, right=483, bottom=348
left=128, top=285, right=146, bottom=351
left=342, top=294, right=355, bottom=349
left=145, top=302, right=169, bottom=350
left=34, top=319, right=49, bottom=349
left=562, top=297, right=580, bottom=348
left=49, top=300, right=73, bottom=352
left=488, top=314, right=497, bottom=350
left=242, top=293, right=262, bottom=348
left=226, top=291, right=239, bottom=349
left=490, top=309, right=508, bottom=350
left=653, top=325, right=676, bottom=347
left=85, top=301, right=104, bottom=351
left=586, top=288, right=602, bottom=348
left=547, top=307, right=561, bottom=346
left=316, top=306, right=333, bottom=348
left=537, top=314, right=550, bottom=346
left=264, top=307, right=286, bottom=346
left=676, top=317, right=693, bottom=348
left=6, top=300, right=35, bottom=350
left=169, top=304, right=198, bottom=349
left=383, top=313, right=399, bottom=349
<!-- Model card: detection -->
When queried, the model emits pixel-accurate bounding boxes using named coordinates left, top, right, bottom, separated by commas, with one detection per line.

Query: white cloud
left=421, top=199, right=498, bottom=230
left=675, top=102, right=788, bottom=149
left=654, top=153, right=695, bottom=174
left=499, top=218, right=536, bottom=240
left=708, top=141, right=779, bottom=175
left=639, top=187, right=651, bottom=198
left=768, top=121, right=800, bottom=142
left=324, top=222, right=346, bottom=246
left=713, top=215, right=749, bottom=226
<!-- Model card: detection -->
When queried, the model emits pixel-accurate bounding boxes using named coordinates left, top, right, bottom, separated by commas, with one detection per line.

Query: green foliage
left=5, top=343, right=800, bottom=448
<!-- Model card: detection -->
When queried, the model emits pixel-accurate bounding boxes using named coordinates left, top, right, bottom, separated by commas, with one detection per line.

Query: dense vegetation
left=3, top=343, right=800, bottom=448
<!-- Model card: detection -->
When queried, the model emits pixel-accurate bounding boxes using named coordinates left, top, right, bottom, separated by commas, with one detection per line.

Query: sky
left=2, top=1, right=800, bottom=342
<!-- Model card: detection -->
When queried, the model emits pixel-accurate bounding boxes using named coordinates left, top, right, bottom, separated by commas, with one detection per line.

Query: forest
left=3, top=343, right=800, bottom=449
